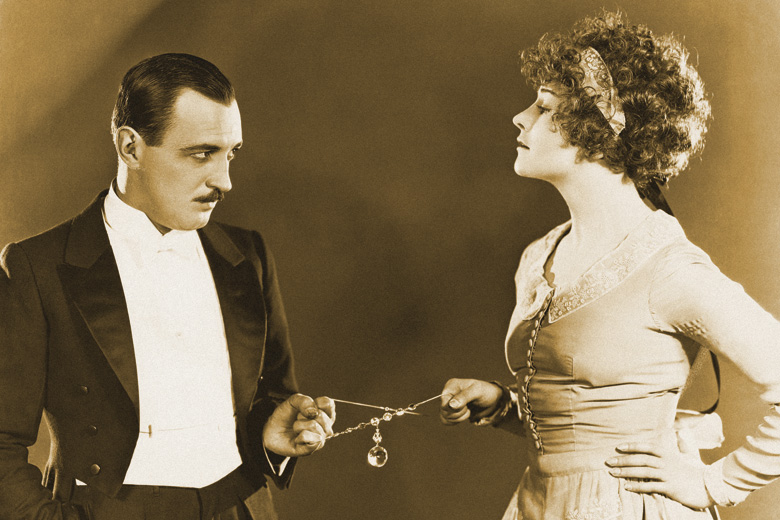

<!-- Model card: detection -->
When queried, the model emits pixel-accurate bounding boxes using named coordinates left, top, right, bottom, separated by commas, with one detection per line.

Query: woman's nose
left=512, top=112, right=525, bottom=130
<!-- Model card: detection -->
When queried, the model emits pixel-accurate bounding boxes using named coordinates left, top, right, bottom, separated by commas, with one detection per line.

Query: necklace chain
left=331, top=394, right=443, bottom=438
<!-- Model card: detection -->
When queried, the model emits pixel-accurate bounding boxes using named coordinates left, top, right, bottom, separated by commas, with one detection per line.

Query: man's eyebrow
left=180, top=142, right=243, bottom=153
left=180, top=144, right=223, bottom=153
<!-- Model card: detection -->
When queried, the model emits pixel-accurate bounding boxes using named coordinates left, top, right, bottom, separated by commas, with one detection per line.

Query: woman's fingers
left=615, top=442, right=665, bottom=457
left=608, top=465, right=661, bottom=480
left=606, top=453, right=663, bottom=469
left=621, top=479, right=667, bottom=494
left=439, top=378, right=503, bottom=425
left=603, top=440, right=713, bottom=508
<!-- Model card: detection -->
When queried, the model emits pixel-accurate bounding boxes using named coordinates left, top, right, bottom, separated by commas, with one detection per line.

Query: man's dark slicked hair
left=111, top=53, right=235, bottom=146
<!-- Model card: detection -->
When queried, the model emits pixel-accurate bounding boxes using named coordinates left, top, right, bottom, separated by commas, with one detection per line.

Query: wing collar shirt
left=102, top=185, right=242, bottom=488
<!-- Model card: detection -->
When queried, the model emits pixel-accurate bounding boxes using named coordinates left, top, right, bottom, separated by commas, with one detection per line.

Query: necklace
left=331, top=394, right=443, bottom=467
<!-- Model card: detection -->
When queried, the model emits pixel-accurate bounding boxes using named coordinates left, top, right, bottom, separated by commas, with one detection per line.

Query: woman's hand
left=605, top=442, right=715, bottom=509
left=440, top=378, right=504, bottom=425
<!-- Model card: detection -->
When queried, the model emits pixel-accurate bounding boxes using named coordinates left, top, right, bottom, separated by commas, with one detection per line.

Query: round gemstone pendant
left=367, top=445, right=388, bottom=467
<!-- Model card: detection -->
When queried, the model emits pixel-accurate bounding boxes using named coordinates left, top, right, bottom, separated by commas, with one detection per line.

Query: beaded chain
left=330, top=394, right=443, bottom=467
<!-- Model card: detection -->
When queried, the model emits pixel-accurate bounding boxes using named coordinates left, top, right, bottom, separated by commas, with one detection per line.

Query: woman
left=440, top=11, right=780, bottom=520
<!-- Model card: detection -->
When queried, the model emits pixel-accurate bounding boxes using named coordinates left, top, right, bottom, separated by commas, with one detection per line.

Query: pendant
left=368, top=445, right=388, bottom=467
left=367, top=426, right=388, bottom=467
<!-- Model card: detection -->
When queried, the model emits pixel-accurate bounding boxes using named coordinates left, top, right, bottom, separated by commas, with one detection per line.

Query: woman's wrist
left=703, top=458, right=740, bottom=507
left=473, top=381, right=517, bottom=427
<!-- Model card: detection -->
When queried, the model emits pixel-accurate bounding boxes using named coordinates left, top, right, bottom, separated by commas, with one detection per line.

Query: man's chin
left=185, top=217, right=211, bottom=231
left=159, top=215, right=212, bottom=233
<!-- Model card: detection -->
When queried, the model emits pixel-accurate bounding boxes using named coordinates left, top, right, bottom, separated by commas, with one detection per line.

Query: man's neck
left=112, top=175, right=172, bottom=235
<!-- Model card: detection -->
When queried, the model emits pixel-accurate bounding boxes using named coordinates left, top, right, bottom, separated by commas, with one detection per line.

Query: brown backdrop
left=2, top=1, right=779, bottom=518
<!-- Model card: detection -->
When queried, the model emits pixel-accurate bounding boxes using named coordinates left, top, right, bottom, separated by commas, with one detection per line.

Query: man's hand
left=263, top=394, right=335, bottom=457
left=440, top=378, right=504, bottom=425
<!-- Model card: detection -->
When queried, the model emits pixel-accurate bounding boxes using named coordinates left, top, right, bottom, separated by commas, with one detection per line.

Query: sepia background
left=2, top=0, right=780, bottom=518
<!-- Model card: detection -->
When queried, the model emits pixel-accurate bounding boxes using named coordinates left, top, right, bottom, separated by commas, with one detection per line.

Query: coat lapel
left=56, top=192, right=267, bottom=421
left=199, top=224, right=267, bottom=420
left=57, top=191, right=140, bottom=414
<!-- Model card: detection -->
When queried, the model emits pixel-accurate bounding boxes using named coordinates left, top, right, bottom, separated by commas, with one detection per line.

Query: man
left=0, top=53, right=334, bottom=519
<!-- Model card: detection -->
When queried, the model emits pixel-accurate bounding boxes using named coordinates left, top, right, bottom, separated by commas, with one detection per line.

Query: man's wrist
left=263, top=443, right=292, bottom=476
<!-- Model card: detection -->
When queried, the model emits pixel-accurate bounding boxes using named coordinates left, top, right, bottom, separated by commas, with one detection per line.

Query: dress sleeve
left=649, top=244, right=780, bottom=506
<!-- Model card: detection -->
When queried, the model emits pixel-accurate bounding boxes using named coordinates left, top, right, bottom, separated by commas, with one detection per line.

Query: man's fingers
left=295, top=413, right=333, bottom=438
left=287, top=393, right=319, bottom=419
left=315, top=396, right=336, bottom=422
left=295, top=429, right=325, bottom=447
left=293, top=419, right=326, bottom=437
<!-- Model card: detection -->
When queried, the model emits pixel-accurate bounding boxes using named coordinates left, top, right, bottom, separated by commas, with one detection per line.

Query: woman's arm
left=649, top=244, right=780, bottom=506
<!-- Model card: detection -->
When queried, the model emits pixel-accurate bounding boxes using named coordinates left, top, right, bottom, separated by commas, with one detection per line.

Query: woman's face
left=512, top=86, right=579, bottom=180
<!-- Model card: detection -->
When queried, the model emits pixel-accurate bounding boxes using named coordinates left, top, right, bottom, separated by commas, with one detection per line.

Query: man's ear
left=115, top=126, right=144, bottom=168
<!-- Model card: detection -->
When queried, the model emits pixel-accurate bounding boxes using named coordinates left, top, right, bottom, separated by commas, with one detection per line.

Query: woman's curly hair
left=520, top=11, right=711, bottom=192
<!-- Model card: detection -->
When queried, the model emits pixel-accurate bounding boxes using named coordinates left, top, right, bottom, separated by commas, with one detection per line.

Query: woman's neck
left=543, top=162, right=655, bottom=286
left=554, top=163, right=654, bottom=249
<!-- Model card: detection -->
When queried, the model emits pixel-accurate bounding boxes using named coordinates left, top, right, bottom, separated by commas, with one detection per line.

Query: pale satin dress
left=500, top=211, right=780, bottom=520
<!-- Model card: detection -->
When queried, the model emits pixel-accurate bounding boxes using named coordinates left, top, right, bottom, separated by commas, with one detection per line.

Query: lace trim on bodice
left=513, top=212, right=685, bottom=324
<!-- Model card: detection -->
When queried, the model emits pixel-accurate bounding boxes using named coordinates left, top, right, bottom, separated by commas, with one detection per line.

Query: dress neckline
left=512, top=211, right=686, bottom=324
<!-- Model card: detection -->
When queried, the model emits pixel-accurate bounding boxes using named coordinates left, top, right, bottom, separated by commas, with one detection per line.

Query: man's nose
left=207, top=158, right=232, bottom=193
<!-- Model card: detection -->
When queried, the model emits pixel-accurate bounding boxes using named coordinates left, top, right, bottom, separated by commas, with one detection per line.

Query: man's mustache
left=194, top=189, right=225, bottom=203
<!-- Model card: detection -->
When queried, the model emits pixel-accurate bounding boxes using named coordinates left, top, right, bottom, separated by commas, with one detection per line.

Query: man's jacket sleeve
left=0, top=243, right=81, bottom=519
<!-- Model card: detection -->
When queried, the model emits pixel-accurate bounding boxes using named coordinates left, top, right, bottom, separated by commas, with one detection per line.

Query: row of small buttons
left=520, top=291, right=554, bottom=452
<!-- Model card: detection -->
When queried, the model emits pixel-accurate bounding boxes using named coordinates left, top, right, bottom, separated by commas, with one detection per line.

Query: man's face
left=133, top=88, right=242, bottom=232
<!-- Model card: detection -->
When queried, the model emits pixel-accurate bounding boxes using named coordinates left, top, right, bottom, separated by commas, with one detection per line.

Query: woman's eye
left=536, top=105, right=551, bottom=114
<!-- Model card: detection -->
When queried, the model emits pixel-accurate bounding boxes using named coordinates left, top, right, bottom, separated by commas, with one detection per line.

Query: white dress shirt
left=102, top=186, right=242, bottom=488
